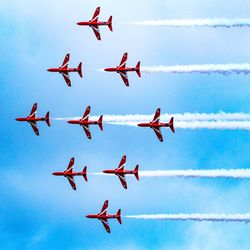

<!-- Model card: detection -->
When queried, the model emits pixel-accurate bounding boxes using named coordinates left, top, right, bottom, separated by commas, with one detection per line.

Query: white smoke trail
left=141, top=64, right=250, bottom=75
left=170, top=121, right=250, bottom=130
left=91, top=169, right=250, bottom=179
left=125, top=214, right=250, bottom=222
left=139, top=169, right=250, bottom=179
left=109, top=121, right=250, bottom=130
left=129, top=18, right=250, bottom=28
left=52, top=112, right=250, bottom=122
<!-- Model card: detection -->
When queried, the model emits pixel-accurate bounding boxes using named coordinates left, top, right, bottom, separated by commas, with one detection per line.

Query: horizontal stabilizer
left=45, top=112, right=50, bottom=127
left=134, top=164, right=139, bottom=180
left=135, top=61, right=141, bottom=77
left=108, top=16, right=113, bottom=31
left=98, top=115, right=103, bottom=131
left=117, top=209, right=122, bottom=224
left=78, top=62, right=83, bottom=78
left=169, top=117, right=175, bottom=133
left=83, top=166, right=88, bottom=182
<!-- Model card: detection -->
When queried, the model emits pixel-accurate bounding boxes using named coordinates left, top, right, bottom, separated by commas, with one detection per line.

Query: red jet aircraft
left=52, top=157, right=87, bottom=190
left=77, top=7, right=113, bottom=40
left=137, top=108, right=175, bottom=142
left=103, top=155, right=139, bottom=189
left=77, top=7, right=112, bottom=41
left=67, top=106, right=103, bottom=139
left=47, top=53, right=82, bottom=87
left=104, top=52, right=141, bottom=86
left=86, top=200, right=122, bottom=233
left=16, top=103, right=50, bottom=136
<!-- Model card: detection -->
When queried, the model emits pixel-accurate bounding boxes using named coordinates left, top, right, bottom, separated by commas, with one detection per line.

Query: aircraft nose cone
left=86, top=215, right=91, bottom=218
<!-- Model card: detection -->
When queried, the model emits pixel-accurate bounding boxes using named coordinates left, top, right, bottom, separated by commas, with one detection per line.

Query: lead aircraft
left=103, top=155, right=139, bottom=189
left=137, top=108, right=175, bottom=142
left=77, top=7, right=113, bottom=41
left=86, top=200, right=122, bottom=233
left=16, top=103, right=50, bottom=136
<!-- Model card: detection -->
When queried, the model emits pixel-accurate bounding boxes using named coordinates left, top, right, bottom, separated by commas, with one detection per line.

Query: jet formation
left=16, top=6, right=178, bottom=234
left=44, top=7, right=142, bottom=87
left=52, top=155, right=138, bottom=190
left=16, top=104, right=175, bottom=142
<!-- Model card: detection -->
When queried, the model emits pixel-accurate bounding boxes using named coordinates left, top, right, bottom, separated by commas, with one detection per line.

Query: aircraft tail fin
left=134, top=164, right=139, bottom=180
left=83, top=166, right=88, bottom=182
left=98, top=115, right=103, bottom=131
left=116, top=209, right=122, bottom=224
left=135, top=61, right=141, bottom=77
left=169, top=117, right=175, bottom=133
left=78, top=62, right=83, bottom=78
left=45, top=112, right=50, bottom=127
left=108, top=16, right=113, bottom=31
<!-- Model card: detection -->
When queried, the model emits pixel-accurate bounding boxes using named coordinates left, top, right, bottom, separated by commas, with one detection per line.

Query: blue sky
left=1, top=0, right=250, bottom=249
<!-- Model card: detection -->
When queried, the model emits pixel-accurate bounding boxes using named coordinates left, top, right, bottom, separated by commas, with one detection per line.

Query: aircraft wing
left=117, top=155, right=126, bottom=171
left=66, top=157, right=74, bottom=173
left=152, top=108, right=161, bottom=123
left=100, top=200, right=108, bottom=215
left=100, top=218, right=110, bottom=233
left=152, top=127, right=163, bottom=142
left=118, top=52, right=128, bottom=68
left=82, top=106, right=91, bottom=121
left=82, top=125, right=91, bottom=139
left=66, top=176, right=76, bottom=190
left=117, top=174, right=127, bottom=189
left=91, top=25, right=101, bottom=40
left=91, top=7, right=100, bottom=22
left=29, top=121, right=39, bottom=136
left=28, top=103, right=37, bottom=119
left=61, top=72, right=71, bottom=87
left=61, top=53, right=70, bottom=68
left=118, top=71, right=129, bottom=86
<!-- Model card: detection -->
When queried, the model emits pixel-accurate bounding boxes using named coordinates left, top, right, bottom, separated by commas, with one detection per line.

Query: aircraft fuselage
left=16, top=117, right=46, bottom=122
left=77, top=21, right=109, bottom=26
left=86, top=214, right=118, bottom=220
left=103, top=169, right=135, bottom=175
left=47, top=67, right=78, bottom=73
left=137, top=122, right=171, bottom=128
left=67, top=120, right=100, bottom=125
left=52, top=171, right=86, bottom=177
left=104, top=67, right=137, bottom=73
